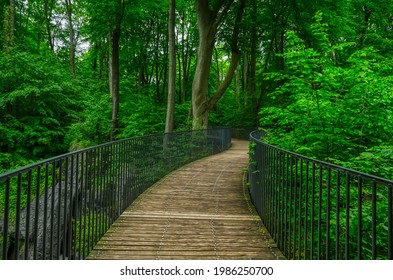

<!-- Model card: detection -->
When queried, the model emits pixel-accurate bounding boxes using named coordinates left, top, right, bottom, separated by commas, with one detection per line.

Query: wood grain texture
left=87, top=140, right=284, bottom=260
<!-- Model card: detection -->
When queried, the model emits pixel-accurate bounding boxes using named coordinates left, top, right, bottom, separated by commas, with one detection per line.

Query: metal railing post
left=0, top=127, right=232, bottom=260
left=249, top=130, right=393, bottom=260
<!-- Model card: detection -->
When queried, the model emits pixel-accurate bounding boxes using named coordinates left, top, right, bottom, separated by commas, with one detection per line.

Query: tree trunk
left=192, top=30, right=215, bottom=129
left=4, top=0, right=16, bottom=51
left=360, top=6, right=372, bottom=47
left=185, top=43, right=192, bottom=100
left=155, top=53, right=161, bottom=103
left=110, top=25, right=121, bottom=141
left=181, top=36, right=191, bottom=103
left=10, top=0, right=15, bottom=31
left=249, top=1, right=257, bottom=102
left=256, top=30, right=275, bottom=115
left=192, top=0, right=236, bottom=129
left=209, top=49, right=241, bottom=109
left=65, top=0, right=76, bottom=79
left=235, top=67, right=241, bottom=105
left=161, top=58, right=168, bottom=101
left=243, top=51, right=248, bottom=92
left=165, top=0, right=176, bottom=133
left=109, top=0, right=124, bottom=141
left=44, top=0, right=55, bottom=51
left=214, top=47, right=221, bottom=86
left=177, top=50, right=183, bottom=103
left=179, top=11, right=188, bottom=103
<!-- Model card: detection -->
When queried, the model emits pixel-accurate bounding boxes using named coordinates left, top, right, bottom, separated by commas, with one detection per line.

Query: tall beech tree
left=191, top=0, right=244, bottom=129
left=165, top=0, right=176, bottom=133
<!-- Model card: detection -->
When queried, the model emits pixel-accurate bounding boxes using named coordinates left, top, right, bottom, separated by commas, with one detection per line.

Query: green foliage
left=66, top=80, right=112, bottom=150
left=335, top=145, right=393, bottom=180
left=0, top=153, right=34, bottom=174
left=256, top=12, right=393, bottom=260
left=118, top=96, right=192, bottom=138
left=118, top=94, right=166, bottom=138
left=0, top=50, right=77, bottom=170
left=259, top=14, right=393, bottom=180
left=1, top=0, right=393, bottom=260
left=209, top=84, right=256, bottom=127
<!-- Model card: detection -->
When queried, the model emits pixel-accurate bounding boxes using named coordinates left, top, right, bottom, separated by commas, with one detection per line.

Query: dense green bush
left=259, top=13, right=393, bottom=179
left=256, top=13, right=393, bottom=259
left=0, top=50, right=77, bottom=170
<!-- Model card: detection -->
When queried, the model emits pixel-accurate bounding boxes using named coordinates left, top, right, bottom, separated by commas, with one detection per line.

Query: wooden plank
left=87, top=140, right=285, bottom=260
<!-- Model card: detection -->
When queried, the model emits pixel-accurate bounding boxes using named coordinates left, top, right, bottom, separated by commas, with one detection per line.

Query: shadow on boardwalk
left=87, top=140, right=285, bottom=260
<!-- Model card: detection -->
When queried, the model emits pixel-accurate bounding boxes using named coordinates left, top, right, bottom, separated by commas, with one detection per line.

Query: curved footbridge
left=87, top=140, right=285, bottom=260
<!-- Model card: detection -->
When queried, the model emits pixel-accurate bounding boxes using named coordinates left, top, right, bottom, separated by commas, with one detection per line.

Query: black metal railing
left=249, top=130, right=393, bottom=260
left=0, top=127, right=232, bottom=260
left=231, top=127, right=257, bottom=140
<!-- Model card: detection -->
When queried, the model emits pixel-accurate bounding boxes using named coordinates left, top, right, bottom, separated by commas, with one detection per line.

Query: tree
left=259, top=13, right=393, bottom=166
left=3, top=0, right=15, bottom=51
left=109, top=0, right=125, bottom=141
left=176, top=0, right=196, bottom=104
left=191, top=0, right=244, bottom=129
left=44, top=0, right=56, bottom=52
left=0, top=51, right=76, bottom=168
left=165, top=0, right=176, bottom=133
left=64, top=0, right=76, bottom=79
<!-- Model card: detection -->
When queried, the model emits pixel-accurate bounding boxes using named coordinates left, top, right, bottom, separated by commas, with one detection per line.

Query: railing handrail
left=249, top=129, right=393, bottom=260
left=0, top=127, right=231, bottom=180
left=250, top=130, right=393, bottom=186
left=1, top=127, right=232, bottom=260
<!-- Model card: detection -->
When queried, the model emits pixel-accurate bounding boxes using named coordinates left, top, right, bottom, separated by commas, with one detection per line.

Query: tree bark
left=177, top=44, right=182, bottom=103
left=209, top=50, right=241, bottom=109
left=10, top=0, right=15, bottom=35
left=179, top=11, right=189, bottom=103
left=243, top=51, right=248, bottom=92
left=181, top=10, right=193, bottom=103
left=4, top=0, right=16, bottom=51
left=44, top=0, right=55, bottom=51
left=192, top=0, right=237, bottom=129
left=165, top=0, right=176, bottom=133
left=191, top=30, right=215, bottom=129
left=109, top=0, right=124, bottom=141
left=65, top=0, right=76, bottom=79
left=256, top=30, right=275, bottom=115
left=110, top=25, right=120, bottom=141
left=249, top=1, right=257, bottom=103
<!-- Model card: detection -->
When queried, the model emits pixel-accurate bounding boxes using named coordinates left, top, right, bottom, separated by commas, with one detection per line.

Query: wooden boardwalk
left=87, top=140, right=284, bottom=260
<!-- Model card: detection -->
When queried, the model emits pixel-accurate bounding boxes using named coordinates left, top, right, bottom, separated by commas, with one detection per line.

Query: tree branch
left=209, top=0, right=245, bottom=109
left=209, top=50, right=241, bottom=109
left=196, top=0, right=212, bottom=27
left=214, top=0, right=235, bottom=29
left=211, top=0, right=225, bottom=19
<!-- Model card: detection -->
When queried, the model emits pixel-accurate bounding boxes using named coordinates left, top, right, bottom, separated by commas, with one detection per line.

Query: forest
left=0, top=0, right=392, bottom=180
